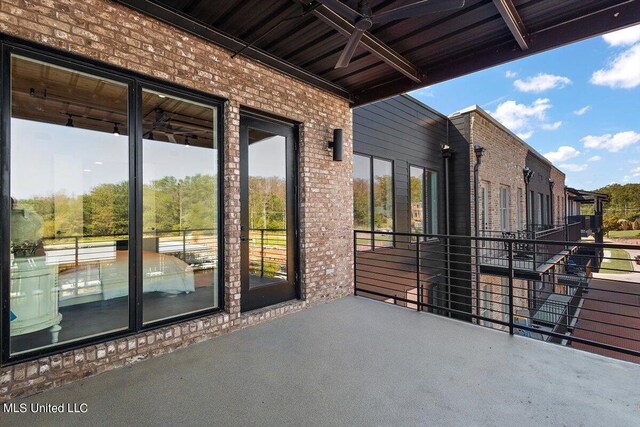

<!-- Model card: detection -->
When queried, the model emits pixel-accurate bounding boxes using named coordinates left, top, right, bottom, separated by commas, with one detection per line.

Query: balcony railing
left=354, top=230, right=640, bottom=363
left=478, top=222, right=582, bottom=273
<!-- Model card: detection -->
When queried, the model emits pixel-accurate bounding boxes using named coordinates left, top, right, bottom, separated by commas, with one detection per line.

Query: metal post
left=508, top=240, right=514, bottom=335
left=416, top=239, right=421, bottom=312
left=353, top=231, right=358, bottom=296
left=74, top=236, right=79, bottom=297
left=261, top=229, right=265, bottom=277
left=182, top=229, right=187, bottom=262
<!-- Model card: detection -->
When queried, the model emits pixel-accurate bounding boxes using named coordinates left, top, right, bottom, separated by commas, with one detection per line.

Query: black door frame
left=239, top=112, right=299, bottom=312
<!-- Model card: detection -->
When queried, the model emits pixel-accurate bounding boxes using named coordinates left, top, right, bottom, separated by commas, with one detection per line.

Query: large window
left=141, top=89, right=219, bottom=324
left=8, top=55, right=130, bottom=354
left=2, top=49, right=221, bottom=360
left=410, top=166, right=438, bottom=234
left=353, top=155, right=393, bottom=247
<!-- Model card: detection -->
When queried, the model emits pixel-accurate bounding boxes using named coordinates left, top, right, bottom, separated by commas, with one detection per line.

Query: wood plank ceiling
left=116, top=0, right=640, bottom=105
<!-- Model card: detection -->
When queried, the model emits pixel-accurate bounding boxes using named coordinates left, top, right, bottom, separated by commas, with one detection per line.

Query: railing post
left=182, top=229, right=187, bottom=262
left=353, top=231, right=357, bottom=296
left=416, top=239, right=421, bottom=312
left=261, top=229, right=265, bottom=277
left=75, top=236, right=79, bottom=297
left=508, top=240, right=514, bottom=335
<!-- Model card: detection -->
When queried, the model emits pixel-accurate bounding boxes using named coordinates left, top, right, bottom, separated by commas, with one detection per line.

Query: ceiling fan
left=317, top=0, right=465, bottom=68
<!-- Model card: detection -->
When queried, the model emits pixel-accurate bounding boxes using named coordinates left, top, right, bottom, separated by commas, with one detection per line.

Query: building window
left=141, top=89, right=219, bottom=324
left=500, top=186, right=510, bottom=231
left=353, top=154, right=371, bottom=231
left=373, top=158, right=393, bottom=233
left=535, top=193, right=543, bottom=228
left=3, top=50, right=222, bottom=360
left=410, top=166, right=424, bottom=234
left=8, top=55, right=131, bottom=355
left=410, top=166, right=438, bottom=235
left=546, top=194, right=551, bottom=225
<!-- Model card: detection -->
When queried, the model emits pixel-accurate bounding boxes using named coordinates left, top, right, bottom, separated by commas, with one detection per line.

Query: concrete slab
left=2, top=296, right=639, bottom=426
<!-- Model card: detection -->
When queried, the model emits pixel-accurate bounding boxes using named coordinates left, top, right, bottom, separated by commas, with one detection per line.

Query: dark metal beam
left=354, top=0, right=640, bottom=106
left=114, top=0, right=352, bottom=101
left=311, top=4, right=423, bottom=83
left=492, top=0, right=529, bottom=50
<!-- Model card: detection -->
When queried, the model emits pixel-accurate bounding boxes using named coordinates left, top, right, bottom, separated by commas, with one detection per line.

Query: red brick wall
left=0, top=0, right=354, bottom=400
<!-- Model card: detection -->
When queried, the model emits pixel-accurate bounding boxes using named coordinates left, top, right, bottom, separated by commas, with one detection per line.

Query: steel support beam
left=493, top=0, right=529, bottom=50
left=354, top=0, right=640, bottom=106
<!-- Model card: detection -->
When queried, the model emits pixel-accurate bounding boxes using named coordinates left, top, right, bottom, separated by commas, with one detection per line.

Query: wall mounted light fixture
left=327, top=128, right=343, bottom=161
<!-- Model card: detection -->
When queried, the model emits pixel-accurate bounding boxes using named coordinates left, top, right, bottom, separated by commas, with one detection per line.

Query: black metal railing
left=247, top=228, right=287, bottom=278
left=354, top=230, right=640, bottom=363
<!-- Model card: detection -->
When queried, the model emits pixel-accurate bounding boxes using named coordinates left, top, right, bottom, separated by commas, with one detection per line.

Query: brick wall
left=0, top=0, right=353, bottom=401
left=469, top=111, right=528, bottom=235
left=550, top=166, right=566, bottom=223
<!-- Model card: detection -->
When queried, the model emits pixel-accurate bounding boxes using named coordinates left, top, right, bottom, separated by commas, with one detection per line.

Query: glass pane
left=9, top=56, right=129, bottom=354
left=248, top=128, right=287, bottom=286
left=410, top=166, right=424, bottom=234
left=353, top=154, right=371, bottom=230
left=373, top=159, right=393, bottom=247
left=142, top=89, right=218, bottom=324
left=427, top=171, right=438, bottom=234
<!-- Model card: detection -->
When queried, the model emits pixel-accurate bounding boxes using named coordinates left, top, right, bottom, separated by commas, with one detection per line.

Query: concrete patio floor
left=2, top=296, right=639, bottom=426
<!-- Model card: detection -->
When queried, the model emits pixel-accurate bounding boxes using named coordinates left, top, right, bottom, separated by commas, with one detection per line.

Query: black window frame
left=0, top=37, right=225, bottom=365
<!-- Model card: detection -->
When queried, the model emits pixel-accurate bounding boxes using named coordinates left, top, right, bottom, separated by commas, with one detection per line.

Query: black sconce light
left=328, top=128, right=343, bottom=161
left=66, top=114, right=74, bottom=127
left=523, top=166, right=534, bottom=184
left=112, top=123, right=120, bottom=136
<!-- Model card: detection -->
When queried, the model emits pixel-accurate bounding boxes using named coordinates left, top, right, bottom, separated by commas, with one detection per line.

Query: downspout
left=442, top=144, right=453, bottom=318
left=473, top=145, right=484, bottom=322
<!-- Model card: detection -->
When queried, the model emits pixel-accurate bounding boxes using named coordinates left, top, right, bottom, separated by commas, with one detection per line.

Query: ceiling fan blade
left=373, top=0, right=465, bottom=24
left=316, top=0, right=362, bottom=22
left=335, top=28, right=365, bottom=68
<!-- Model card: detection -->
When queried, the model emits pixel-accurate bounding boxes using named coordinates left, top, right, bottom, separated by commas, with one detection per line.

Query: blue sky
left=409, top=24, right=640, bottom=191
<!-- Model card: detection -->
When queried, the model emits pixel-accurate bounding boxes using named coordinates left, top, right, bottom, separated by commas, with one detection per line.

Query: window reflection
left=247, top=129, right=287, bottom=286
left=142, top=90, right=218, bottom=324
left=9, top=56, right=130, bottom=354
left=353, top=154, right=371, bottom=230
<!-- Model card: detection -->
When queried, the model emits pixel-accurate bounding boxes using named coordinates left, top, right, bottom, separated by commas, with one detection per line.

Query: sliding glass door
left=1, top=46, right=222, bottom=361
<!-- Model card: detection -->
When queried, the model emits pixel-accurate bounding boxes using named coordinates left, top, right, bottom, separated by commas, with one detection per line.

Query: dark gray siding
left=447, top=114, right=473, bottom=320
left=353, top=95, right=448, bottom=234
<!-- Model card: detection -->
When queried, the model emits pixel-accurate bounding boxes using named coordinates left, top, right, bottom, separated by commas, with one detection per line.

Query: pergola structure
left=117, top=0, right=640, bottom=105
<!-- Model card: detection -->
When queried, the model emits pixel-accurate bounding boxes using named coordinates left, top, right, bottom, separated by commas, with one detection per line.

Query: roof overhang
left=115, top=0, right=640, bottom=106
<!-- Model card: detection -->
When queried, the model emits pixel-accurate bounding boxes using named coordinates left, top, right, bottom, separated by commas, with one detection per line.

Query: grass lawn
left=608, top=230, right=640, bottom=239
left=600, top=248, right=633, bottom=274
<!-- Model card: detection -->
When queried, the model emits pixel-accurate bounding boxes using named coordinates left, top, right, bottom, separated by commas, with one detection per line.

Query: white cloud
left=517, top=131, right=533, bottom=140
left=573, top=106, right=590, bottom=116
left=632, top=167, right=640, bottom=177
left=514, top=73, right=572, bottom=93
left=544, top=146, right=580, bottom=163
left=588, top=155, right=602, bottom=162
left=602, top=24, right=640, bottom=47
left=505, top=70, right=517, bottom=78
left=541, top=121, right=562, bottom=131
left=559, top=163, right=588, bottom=172
left=623, top=175, right=631, bottom=182
left=590, top=43, right=640, bottom=89
left=582, top=131, right=640, bottom=152
left=490, top=98, right=552, bottom=138
left=409, top=86, right=434, bottom=98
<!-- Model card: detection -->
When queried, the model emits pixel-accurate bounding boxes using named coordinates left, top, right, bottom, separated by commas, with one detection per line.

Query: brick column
left=224, top=100, right=241, bottom=318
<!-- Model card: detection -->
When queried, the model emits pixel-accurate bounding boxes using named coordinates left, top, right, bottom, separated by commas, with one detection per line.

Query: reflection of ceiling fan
left=144, top=108, right=207, bottom=143
left=317, top=0, right=465, bottom=68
